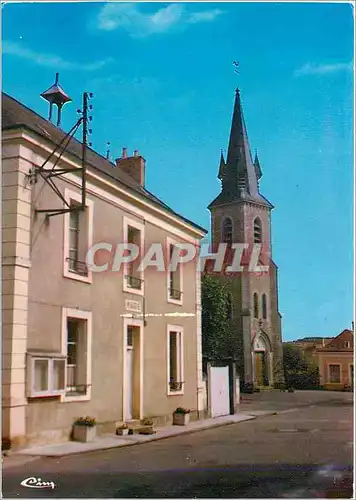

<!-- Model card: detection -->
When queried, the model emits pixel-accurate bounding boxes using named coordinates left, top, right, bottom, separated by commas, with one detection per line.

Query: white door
left=208, top=366, right=230, bottom=418
left=125, top=347, right=134, bottom=420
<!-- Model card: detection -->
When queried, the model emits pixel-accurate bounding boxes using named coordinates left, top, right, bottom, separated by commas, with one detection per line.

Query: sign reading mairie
left=125, top=300, right=142, bottom=313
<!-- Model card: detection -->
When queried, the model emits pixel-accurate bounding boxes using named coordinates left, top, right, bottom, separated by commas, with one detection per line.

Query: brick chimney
left=115, top=148, right=145, bottom=187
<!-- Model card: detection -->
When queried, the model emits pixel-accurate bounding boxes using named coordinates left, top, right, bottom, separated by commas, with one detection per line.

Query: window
left=65, top=318, right=89, bottom=396
left=253, top=217, right=262, bottom=244
left=27, top=354, right=66, bottom=398
left=167, top=326, right=184, bottom=394
left=167, top=238, right=183, bottom=304
left=227, top=293, right=233, bottom=320
left=253, top=293, right=259, bottom=319
left=262, top=294, right=267, bottom=320
left=61, top=308, right=92, bottom=402
left=344, top=341, right=351, bottom=348
left=169, top=244, right=182, bottom=301
left=64, top=190, right=93, bottom=283
left=123, top=217, right=144, bottom=295
left=222, top=217, right=233, bottom=244
left=328, top=364, right=341, bottom=383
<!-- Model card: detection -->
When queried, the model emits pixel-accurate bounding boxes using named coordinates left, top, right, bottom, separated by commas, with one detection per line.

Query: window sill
left=61, top=393, right=91, bottom=403
left=167, top=297, right=183, bottom=306
left=63, top=267, right=92, bottom=284
left=167, top=389, right=184, bottom=396
left=123, top=284, right=144, bottom=296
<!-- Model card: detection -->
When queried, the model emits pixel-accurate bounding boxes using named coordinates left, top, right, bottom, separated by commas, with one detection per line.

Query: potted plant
left=72, top=417, right=96, bottom=442
left=116, top=423, right=129, bottom=436
left=173, top=407, right=190, bottom=426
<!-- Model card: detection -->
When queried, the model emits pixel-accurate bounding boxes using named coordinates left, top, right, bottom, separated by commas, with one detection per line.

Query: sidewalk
left=10, top=413, right=258, bottom=459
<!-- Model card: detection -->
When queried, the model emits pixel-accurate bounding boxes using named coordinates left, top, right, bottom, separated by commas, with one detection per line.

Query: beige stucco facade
left=2, top=125, right=206, bottom=449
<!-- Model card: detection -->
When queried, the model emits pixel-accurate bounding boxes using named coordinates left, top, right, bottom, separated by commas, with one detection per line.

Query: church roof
left=209, top=88, right=272, bottom=210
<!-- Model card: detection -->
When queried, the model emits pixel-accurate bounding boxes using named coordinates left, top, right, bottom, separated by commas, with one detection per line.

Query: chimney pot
left=134, top=149, right=139, bottom=157
left=122, top=147, right=127, bottom=159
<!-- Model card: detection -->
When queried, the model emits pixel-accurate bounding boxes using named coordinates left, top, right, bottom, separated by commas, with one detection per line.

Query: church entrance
left=253, top=332, right=272, bottom=387
left=255, top=351, right=268, bottom=386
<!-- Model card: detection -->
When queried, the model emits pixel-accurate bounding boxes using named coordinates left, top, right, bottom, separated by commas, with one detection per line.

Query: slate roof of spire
left=2, top=92, right=206, bottom=234
left=209, top=89, right=273, bottom=210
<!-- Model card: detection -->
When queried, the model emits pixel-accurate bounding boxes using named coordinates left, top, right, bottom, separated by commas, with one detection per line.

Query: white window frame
left=166, top=236, right=183, bottom=306
left=327, top=363, right=341, bottom=384
left=61, top=308, right=92, bottom=402
left=123, top=216, right=145, bottom=296
left=26, top=353, right=66, bottom=398
left=63, top=188, right=94, bottom=284
left=167, top=325, right=184, bottom=396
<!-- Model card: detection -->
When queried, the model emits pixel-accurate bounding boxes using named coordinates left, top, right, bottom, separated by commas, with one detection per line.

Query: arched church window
left=262, top=293, right=267, bottom=319
left=253, top=293, right=259, bottom=319
left=222, top=217, right=233, bottom=244
left=253, top=217, right=262, bottom=244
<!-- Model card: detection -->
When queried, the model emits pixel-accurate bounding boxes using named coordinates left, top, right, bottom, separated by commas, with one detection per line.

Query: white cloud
left=187, top=9, right=224, bottom=24
left=96, top=3, right=224, bottom=37
left=294, top=62, right=353, bottom=77
left=2, top=41, right=112, bottom=71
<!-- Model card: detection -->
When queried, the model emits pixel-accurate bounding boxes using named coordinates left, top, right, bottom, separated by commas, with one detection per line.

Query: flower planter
left=116, top=428, right=129, bottom=436
left=72, top=424, right=96, bottom=442
left=173, top=412, right=190, bottom=426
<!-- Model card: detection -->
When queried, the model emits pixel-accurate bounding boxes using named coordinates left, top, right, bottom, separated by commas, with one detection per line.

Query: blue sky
left=2, top=2, right=354, bottom=341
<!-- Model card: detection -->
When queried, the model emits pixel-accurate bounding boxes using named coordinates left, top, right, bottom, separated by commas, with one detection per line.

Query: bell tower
left=207, top=88, right=284, bottom=388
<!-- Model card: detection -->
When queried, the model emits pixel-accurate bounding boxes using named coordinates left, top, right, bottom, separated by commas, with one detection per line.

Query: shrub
left=74, top=416, right=96, bottom=427
left=174, top=407, right=190, bottom=414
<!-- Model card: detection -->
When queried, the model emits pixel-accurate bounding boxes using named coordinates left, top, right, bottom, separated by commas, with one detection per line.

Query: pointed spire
left=218, top=149, right=226, bottom=180
left=208, top=87, right=273, bottom=210
left=222, top=88, right=260, bottom=199
left=254, top=150, right=262, bottom=180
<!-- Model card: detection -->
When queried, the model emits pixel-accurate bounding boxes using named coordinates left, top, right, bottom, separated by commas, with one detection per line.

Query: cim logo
left=21, top=477, right=56, bottom=489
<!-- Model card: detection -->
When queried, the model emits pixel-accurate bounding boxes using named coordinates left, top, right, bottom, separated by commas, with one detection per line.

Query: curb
left=11, top=416, right=256, bottom=460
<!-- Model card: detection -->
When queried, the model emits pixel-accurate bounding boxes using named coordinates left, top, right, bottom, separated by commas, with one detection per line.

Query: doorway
left=123, top=321, right=143, bottom=421
left=255, top=351, right=269, bottom=386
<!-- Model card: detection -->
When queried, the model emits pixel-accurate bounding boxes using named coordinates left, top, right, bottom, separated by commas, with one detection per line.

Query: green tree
left=283, top=344, right=320, bottom=389
left=201, top=275, right=234, bottom=364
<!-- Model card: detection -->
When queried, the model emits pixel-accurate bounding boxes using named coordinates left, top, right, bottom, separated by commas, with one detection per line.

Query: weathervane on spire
left=233, top=61, right=240, bottom=74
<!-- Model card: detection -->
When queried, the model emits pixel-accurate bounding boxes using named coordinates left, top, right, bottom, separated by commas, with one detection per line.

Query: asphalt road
left=2, top=397, right=353, bottom=498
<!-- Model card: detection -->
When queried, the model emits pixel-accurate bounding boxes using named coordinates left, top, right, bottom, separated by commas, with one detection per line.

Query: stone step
left=125, top=420, right=155, bottom=435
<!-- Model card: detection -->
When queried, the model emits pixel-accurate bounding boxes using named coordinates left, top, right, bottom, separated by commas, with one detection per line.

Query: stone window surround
left=123, top=216, right=145, bottom=296
left=60, top=308, right=92, bottom=403
left=167, top=324, right=184, bottom=396
left=327, top=363, right=341, bottom=384
left=63, top=188, right=94, bottom=284
left=166, top=236, right=184, bottom=306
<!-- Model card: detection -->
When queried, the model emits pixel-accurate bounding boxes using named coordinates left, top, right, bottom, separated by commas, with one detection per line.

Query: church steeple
left=209, top=88, right=272, bottom=209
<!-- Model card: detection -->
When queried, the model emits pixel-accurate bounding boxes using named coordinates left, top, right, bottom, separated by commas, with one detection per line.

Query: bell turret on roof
left=208, top=88, right=272, bottom=210
left=40, top=73, right=72, bottom=127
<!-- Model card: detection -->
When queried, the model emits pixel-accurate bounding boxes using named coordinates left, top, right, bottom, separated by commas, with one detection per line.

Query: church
left=204, top=87, right=284, bottom=389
